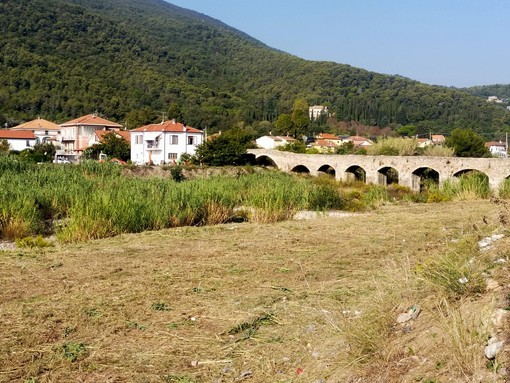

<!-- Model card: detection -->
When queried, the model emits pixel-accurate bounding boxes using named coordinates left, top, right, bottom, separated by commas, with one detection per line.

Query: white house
left=309, top=105, right=329, bottom=120
left=10, top=117, right=61, bottom=145
left=0, top=130, right=37, bottom=151
left=60, top=113, right=123, bottom=155
left=256, top=135, right=295, bottom=149
left=485, top=141, right=507, bottom=158
left=130, top=120, right=204, bottom=165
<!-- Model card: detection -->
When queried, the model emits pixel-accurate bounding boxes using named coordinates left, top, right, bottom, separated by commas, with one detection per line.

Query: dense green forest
left=463, top=84, right=510, bottom=101
left=1, top=0, right=510, bottom=138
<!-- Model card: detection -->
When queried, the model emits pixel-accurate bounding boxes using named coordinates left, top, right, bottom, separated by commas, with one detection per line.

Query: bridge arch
left=318, top=164, right=336, bottom=177
left=378, top=166, right=399, bottom=186
left=291, top=165, right=310, bottom=174
left=254, top=155, right=278, bottom=168
left=453, top=168, right=486, bottom=178
left=412, top=167, right=440, bottom=192
left=344, top=165, right=366, bottom=183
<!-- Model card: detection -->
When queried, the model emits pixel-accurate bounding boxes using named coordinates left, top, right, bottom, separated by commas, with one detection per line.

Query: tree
left=274, top=114, right=293, bottom=135
left=278, top=140, right=307, bottom=153
left=193, top=130, right=252, bottom=166
left=290, top=99, right=309, bottom=138
left=83, top=132, right=131, bottom=161
left=396, top=124, right=417, bottom=137
left=445, top=128, right=491, bottom=158
left=0, top=139, right=9, bottom=155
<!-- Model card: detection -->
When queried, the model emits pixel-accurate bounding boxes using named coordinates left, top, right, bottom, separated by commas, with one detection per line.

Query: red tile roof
left=317, top=133, right=338, bottom=140
left=61, top=114, right=122, bottom=128
left=0, top=130, right=36, bottom=139
left=132, top=120, right=201, bottom=133
left=485, top=141, right=506, bottom=148
left=11, top=118, right=60, bottom=131
left=314, top=140, right=339, bottom=147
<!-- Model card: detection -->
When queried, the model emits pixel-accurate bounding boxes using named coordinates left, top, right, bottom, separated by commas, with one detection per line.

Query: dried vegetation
left=1, top=201, right=510, bottom=382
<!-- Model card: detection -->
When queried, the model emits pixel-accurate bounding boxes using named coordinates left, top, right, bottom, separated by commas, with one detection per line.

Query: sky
left=167, top=0, right=509, bottom=88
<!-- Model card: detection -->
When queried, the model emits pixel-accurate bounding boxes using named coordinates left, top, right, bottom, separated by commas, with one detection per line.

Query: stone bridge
left=248, top=149, right=510, bottom=191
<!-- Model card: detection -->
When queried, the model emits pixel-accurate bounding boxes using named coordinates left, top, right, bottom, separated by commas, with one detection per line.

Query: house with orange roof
left=431, top=134, right=446, bottom=144
left=348, top=136, right=373, bottom=148
left=130, top=119, right=204, bottom=165
left=311, top=139, right=340, bottom=153
left=10, top=117, right=61, bottom=144
left=0, top=130, right=37, bottom=151
left=59, top=113, right=123, bottom=155
left=316, top=132, right=342, bottom=146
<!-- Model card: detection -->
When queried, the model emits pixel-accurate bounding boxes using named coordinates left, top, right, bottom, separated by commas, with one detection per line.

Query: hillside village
left=1, top=102, right=508, bottom=164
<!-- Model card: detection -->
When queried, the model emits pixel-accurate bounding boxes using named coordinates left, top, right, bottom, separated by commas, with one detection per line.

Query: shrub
left=16, top=235, right=54, bottom=248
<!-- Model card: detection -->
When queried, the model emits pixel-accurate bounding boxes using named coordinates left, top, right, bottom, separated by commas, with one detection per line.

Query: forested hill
left=1, top=0, right=509, bottom=138
left=463, top=84, right=510, bottom=100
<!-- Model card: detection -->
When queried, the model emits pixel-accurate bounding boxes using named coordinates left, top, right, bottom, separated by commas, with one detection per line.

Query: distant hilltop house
left=485, top=141, right=507, bottom=158
left=308, top=105, right=329, bottom=120
left=9, top=117, right=61, bottom=145
left=487, top=96, right=504, bottom=104
left=60, top=113, right=123, bottom=156
left=256, top=135, right=295, bottom=149
left=0, top=130, right=37, bottom=151
left=130, top=119, right=204, bottom=165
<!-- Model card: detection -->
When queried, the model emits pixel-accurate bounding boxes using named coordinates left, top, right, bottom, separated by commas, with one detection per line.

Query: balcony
left=146, top=142, right=162, bottom=151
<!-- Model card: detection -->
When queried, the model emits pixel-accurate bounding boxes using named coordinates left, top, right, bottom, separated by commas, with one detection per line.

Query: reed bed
left=0, top=158, right=499, bottom=242
left=0, top=159, right=342, bottom=241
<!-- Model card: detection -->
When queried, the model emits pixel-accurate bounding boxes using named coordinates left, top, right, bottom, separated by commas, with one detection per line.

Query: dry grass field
left=1, top=200, right=510, bottom=383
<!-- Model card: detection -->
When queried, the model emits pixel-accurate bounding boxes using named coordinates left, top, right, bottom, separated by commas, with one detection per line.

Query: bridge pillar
left=366, top=171, right=379, bottom=186
left=399, top=175, right=414, bottom=190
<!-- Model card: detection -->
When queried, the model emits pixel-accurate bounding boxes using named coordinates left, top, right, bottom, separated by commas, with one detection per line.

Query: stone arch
left=378, top=166, right=399, bottom=186
left=344, top=165, right=366, bottom=183
left=291, top=165, right=310, bottom=174
left=453, top=169, right=486, bottom=178
left=412, top=167, right=440, bottom=192
left=255, top=155, right=278, bottom=168
left=318, top=164, right=336, bottom=177
left=452, top=169, right=490, bottom=192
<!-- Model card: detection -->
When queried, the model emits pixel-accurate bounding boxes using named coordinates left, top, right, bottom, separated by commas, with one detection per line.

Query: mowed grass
left=1, top=200, right=509, bottom=382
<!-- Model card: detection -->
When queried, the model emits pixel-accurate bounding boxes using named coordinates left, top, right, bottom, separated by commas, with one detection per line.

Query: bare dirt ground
left=1, top=201, right=509, bottom=382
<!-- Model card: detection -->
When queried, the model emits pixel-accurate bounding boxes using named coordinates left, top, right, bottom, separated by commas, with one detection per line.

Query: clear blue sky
left=167, top=0, right=509, bottom=88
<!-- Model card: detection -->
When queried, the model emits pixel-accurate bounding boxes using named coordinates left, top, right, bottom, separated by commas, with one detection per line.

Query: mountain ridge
left=0, top=0, right=508, bottom=138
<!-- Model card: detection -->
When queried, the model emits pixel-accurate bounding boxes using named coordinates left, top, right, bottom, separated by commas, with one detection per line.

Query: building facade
left=130, top=120, right=204, bottom=165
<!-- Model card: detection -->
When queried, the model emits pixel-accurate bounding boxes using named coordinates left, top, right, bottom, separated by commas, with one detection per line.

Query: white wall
left=131, top=131, right=204, bottom=165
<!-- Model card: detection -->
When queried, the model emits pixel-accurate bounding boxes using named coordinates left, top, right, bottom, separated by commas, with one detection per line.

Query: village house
left=0, top=130, right=37, bottom=151
left=130, top=119, right=204, bottom=165
left=348, top=135, right=373, bottom=148
left=255, top=135, right=295, bottom=149
left=431, top=134, right=446, bottom=145
left=59, top=113, right=123, bottom=155
left=316, top=132, right=342, bottom=145
left=9, top=117, right=61, bottom=145
left=311, top=139, right=339, bottom=153
left=485, top=141, right=507, bottom=158
left=417, top=138, right=433, bottom=148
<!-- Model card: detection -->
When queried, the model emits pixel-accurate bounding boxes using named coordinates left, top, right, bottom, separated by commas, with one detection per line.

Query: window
left=45, top=130, right=48, bottom=135
left=168, top=153, right=178, bottom=160
left=170, top=135, right=178, bottom=145
left=135, top=135, right=143, bottom=144
left=188, top=136, right=196, bottom=145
